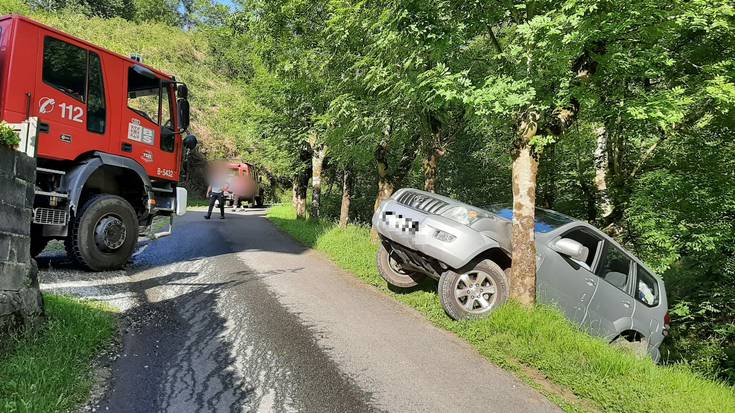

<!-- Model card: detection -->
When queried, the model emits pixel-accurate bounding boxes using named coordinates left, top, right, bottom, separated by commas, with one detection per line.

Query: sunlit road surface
left=39, top=208, right=560, bottom=413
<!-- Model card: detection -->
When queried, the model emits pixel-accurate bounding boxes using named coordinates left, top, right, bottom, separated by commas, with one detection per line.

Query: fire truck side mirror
left=177, top=84, right=188, bottom=99
left=183, top=134, right=198, bottom=150
left=178, top=98, right=190, bottom=131
left=176, top=84, right=190, bottom=132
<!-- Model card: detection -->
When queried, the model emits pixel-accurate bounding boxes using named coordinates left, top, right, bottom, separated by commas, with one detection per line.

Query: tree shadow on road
left=95, top=259, right=379, bottom=412
left=36, top=210, right=311, bottom=277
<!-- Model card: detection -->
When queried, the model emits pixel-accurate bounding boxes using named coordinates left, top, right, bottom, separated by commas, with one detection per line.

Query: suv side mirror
left=551, top=238, right=589, bottom=263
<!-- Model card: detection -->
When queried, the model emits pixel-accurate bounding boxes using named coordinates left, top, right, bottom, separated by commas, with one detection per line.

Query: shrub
left=0, top=122, right=19, bottom=148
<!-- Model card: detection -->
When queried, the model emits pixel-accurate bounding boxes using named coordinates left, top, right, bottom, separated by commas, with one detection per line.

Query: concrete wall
left=0, top=145, right=42, bottom=331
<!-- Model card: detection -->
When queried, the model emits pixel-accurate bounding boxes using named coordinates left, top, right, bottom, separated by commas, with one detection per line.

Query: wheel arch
left=64, top=152, right=151, bottom=218
left=613, top=329, right=645, bottom=343
left=470, top=247, right=512, bottom=272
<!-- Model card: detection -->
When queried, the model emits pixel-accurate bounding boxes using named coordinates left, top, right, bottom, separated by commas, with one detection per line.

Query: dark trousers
left=206, top=192, right=225, bottom=218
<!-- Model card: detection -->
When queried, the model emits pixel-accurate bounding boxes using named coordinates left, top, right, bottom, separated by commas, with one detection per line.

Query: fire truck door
left=125, top=66, right=179, bottom=180
left=35, top=34, right=107, bottom=160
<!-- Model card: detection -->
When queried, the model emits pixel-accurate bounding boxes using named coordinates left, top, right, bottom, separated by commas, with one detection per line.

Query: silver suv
left=372, top=188, right=670, bottom=360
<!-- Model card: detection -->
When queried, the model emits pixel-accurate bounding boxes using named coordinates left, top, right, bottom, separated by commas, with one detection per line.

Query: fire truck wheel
left=68, top=195, right=139, bottom=271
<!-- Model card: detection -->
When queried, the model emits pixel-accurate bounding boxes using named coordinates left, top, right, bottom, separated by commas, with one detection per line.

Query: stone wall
left=0, top=145, right=42, bottom=331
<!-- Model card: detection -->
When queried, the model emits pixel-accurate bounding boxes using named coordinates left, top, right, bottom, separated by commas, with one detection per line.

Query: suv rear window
left=636, top=265, right=660, bottom=307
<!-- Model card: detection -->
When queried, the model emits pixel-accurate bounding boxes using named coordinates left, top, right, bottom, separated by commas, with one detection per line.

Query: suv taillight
left=663, top=311, right=671, bottom=336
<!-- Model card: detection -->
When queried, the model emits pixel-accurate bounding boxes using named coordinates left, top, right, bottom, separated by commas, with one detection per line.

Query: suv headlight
left=440, top=206, right=487, bottom=226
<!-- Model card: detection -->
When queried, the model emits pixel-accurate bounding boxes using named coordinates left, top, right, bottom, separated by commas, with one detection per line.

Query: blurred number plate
left=382, top=211, right=419, bottom=234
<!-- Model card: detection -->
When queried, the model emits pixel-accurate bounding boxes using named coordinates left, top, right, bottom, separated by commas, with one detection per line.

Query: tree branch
left=630, top=134, right=666, bottom=178
left=488, top=26, right=503, bottom=55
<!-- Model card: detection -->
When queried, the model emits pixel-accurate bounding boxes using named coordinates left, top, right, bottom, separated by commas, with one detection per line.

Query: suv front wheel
left=376, top=244, right=426, bottom=289
left=438, top=260, right=509, bottom=320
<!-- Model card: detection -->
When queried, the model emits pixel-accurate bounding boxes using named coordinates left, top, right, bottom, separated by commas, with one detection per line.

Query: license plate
left=382, top=211, right=419, bottom=234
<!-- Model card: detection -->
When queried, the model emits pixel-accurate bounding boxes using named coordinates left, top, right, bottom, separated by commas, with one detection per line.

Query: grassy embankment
left=0, top=296, right=116, bottom=413
left=267, top=204, right=735, bottom=413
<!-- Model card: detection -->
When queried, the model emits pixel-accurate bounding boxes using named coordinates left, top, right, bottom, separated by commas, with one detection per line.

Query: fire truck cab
left=0, top=15, right=196, bottom=271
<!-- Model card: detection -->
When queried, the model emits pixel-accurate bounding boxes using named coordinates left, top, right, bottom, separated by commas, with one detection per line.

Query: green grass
left=187, top=197, right=210, bottom=208
left=0, top=296, right=117, bottom=413
left=267, top=204, right=735, bottom=413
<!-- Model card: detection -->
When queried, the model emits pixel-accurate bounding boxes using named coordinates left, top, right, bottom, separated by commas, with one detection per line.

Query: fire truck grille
left=396, top=191, right=449, bottom=214
left=33, top=208, right=67, bottom=226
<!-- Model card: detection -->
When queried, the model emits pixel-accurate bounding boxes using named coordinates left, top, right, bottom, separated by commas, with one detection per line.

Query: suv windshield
left=484, top=205, right=574, bottom=233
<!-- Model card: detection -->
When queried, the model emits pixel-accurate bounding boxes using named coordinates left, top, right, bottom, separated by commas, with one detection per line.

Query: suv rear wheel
left=67, top=195, right=139, bottom=271
left=376, top=244, right=426, bottom=288
left=438, top=260, right=509, bottom=320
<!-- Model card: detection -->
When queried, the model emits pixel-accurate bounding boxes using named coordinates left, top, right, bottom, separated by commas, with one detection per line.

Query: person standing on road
left=205, top=162, right=229, bottom=220
left=231, top=170, right=248, bottom=212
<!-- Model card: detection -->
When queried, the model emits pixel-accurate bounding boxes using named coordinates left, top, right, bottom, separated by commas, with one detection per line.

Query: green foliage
left=0, top=295, right=116, bottom=413
left=0, top=122, right=19, bottom=148
left=28, top=0, right=136, bottom=19
left=268, top=204, right=735, bottom=413
left=133, top=0, right=180, bottom=25
left=0, top=0, right=30, bottom=14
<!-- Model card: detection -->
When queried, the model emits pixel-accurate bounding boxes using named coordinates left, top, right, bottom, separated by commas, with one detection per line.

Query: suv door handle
left=584, top=277, right=597, bottom=286
left=621, top=300, right=631, bottom=308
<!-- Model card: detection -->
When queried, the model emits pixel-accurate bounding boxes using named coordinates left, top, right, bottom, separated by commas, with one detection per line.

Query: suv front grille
left=396, top=191, right=448, bottom=214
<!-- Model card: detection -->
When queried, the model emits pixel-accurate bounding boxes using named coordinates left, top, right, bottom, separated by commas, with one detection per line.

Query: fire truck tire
left=255, top=196, right=264, bottom=208
left=64, top=237, right=79, bottom=265
left=68, top=195, right=139, bottom=271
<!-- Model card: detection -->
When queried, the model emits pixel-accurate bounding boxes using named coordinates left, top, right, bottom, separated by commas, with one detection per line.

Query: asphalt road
left=38, top=208, right=560, bottom=413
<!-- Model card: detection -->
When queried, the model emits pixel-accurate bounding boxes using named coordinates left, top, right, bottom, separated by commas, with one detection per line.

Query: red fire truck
left=0, top=15, right=197, bottom=271
left=223, top=162, right=264, bottom=208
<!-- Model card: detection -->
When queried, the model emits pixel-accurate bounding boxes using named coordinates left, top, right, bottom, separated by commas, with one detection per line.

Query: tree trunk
left=509, top=113, right=540, bottom=307
left=371, top=140, right=393, bottom=240
left=311, top=144, right=326, bottom=220
left=295, top=185, right=307, bottom=219
left=539, top=143, right=557, bottom=209
left=291, top=180, right=298, bottom=209
left=295, top=170, right=309, bottom=219
left=594, top=126, right=613, bottom=217
left=422, top=116, right=448, bottom=193
left=339, top=169, right=352, bottom=229
left=370, top=129, right=418, bottom=240
left=372, top=140, right=394, bottom=212
left=423, top=148, right=440, bottom=193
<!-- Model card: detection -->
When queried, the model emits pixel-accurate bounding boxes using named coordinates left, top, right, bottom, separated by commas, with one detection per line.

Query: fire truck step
left=36, top=167, right=66, bottom=175
left=33, top=207, right=67, bottom=226
left=35, top=190, right=69, bottom=198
